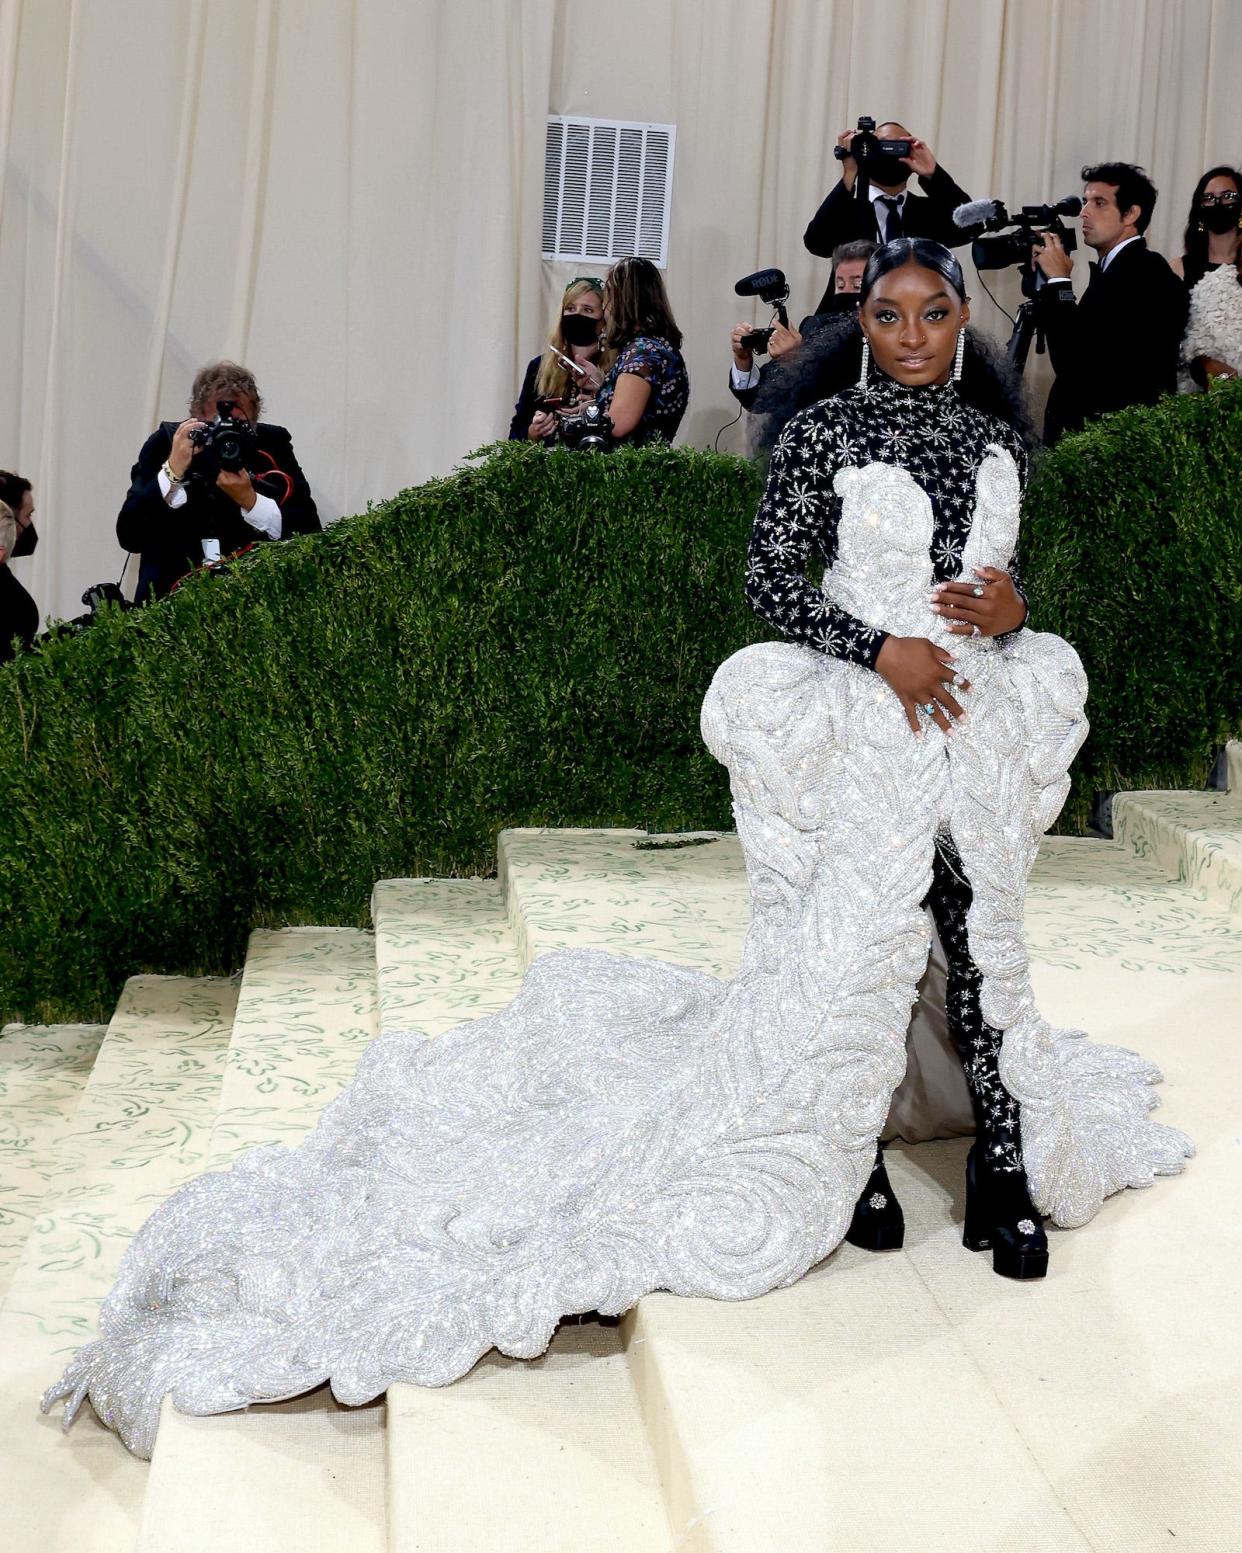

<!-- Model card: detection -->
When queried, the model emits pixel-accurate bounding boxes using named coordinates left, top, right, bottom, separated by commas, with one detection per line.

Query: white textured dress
left=43, top=383, right=1193, bottom=1458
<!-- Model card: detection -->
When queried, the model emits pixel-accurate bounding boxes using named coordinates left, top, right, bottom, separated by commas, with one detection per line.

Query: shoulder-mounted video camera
left=954, top=196, right=1081, bottom=277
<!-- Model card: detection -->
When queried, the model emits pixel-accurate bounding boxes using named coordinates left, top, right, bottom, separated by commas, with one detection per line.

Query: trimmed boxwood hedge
left=4, top=394, right=1240, bottom=1023
left=1022, top=380, right=1242, bottom=828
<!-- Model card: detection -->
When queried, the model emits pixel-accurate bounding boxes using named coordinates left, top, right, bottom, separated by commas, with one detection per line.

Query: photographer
left=730, top=241, right=875, bottom=411
left=805, top=120, right=970, bottom=311
left=1033, top=163, right=1187, bottom=444
left=510, top=279, right=611, bottom=441
left=117, top=362, right=320, bottom=601
left=0, top=499, right=38, bottom=664
left=587, top=257, right=688, bottom=446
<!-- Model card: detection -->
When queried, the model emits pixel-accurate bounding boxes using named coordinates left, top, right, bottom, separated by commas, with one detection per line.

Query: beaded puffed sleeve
left=744, top=409, right=887, bottom=669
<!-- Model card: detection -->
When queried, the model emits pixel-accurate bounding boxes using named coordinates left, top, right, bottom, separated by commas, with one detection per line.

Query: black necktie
left=879, top=196, right=904, bottom=240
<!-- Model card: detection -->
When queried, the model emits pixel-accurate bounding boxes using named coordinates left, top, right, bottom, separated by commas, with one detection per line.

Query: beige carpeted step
left=0, top=977, right=235, bottom=1553
left=372, top=876, right=672, bottom=1551
left=372, top=876, right=523, bottom=1036
left=388, top=1322, right=670, bottom=1553
left=1227, top=739, right=1242, bottom=795
left=0, top=1023, right=107, bottom=1305
left=1113, top=789, right=1242, bottom=918
left=499, top=827, right=1242, bottom=1551
left=137, top=928, right=386, bottom=1553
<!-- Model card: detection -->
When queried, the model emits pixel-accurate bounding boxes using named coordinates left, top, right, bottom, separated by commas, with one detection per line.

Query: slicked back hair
left=858, top=237, right=967, bottom=309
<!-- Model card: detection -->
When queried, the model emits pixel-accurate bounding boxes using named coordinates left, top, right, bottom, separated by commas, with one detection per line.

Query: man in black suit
left=118, top=361, right=320, bottom=601
left=1033, top=162, right=1188, bottom=445
left=804, top=122, right=971, bottom=312
left=728, top=241, right=876, bottom=412
left=0, top=499, right=38, bottom=663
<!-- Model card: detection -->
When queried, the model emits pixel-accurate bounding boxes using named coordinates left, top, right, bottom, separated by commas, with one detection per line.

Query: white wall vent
left=542, top=116, right=676, bottom=269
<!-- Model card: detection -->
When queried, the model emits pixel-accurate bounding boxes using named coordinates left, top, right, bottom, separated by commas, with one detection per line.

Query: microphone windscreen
left=953, top=199, right=1004, bottom=229
left=735, top=268, right=787, bottom=297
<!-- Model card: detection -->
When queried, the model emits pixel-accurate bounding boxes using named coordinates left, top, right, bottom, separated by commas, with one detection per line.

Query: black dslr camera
left=834, top=115, right=913, bottom=184
left=188, top=399, right=258, bottom=478
left=558, top=402, right=614, bottom=451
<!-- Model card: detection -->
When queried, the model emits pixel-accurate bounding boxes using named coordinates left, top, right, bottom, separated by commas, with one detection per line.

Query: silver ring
left=918, top=703, right=936, bottom=716
left=970, top=624, right=982, bottom=639
left=971, top=584, right=985, bottom=598
left=950, top=672, right=966, bottom=688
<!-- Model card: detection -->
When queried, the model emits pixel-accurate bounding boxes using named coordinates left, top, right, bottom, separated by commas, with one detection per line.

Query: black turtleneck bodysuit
left=744, top=373, right=1031, bottom=1172
left=745, top=374, right=1028, bottom=671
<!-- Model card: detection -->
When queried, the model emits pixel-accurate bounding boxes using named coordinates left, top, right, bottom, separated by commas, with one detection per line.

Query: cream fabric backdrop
left=2, top=0, right=1240, bottom=623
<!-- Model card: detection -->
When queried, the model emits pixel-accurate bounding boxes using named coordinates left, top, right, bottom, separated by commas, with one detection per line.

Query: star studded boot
left=925, top=837, right=1048, bottom=1281
left=845, top=1143, right=905, bottom=1251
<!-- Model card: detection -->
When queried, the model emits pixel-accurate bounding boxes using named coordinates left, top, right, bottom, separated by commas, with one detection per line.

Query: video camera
left=953, top=197, right=1081, bottom=279
left=833, top=115, right=913, bottom=187
left=734, top=267, right=791, bottom=355
left=952, top=195, right=1084, bottom=373
left=188, top=400, right=258, bottom=479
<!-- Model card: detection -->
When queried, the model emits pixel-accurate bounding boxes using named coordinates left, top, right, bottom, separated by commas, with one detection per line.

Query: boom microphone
left=734, top=267, right=787, bottom=297
left=953, top=199, right=1008, bottom=231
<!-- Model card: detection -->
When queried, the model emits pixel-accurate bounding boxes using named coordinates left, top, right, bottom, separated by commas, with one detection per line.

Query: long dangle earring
left=952, top=328, right=966, bottom=383
left=859, top=336, right=871, bottom=394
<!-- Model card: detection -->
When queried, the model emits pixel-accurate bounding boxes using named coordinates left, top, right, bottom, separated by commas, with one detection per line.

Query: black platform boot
left=963, top=1140, right=1048, bottom=1280
left=924, top=836, right=1048, bottom=1281
left=845, top=1143, right=905, bottom=1251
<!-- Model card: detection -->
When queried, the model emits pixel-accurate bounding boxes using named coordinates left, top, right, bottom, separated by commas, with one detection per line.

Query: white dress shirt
left=157, top=466, right=282, bottom=563
left=870, top=186, right=908, bottom=243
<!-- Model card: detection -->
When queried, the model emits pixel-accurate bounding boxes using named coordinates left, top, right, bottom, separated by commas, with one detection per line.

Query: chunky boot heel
left=846, top=1145, right=905, bottom=1252
left=963, top=1144, right=1048, bottom=1280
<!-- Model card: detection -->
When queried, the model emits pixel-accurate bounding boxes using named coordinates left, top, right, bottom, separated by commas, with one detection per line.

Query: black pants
left=922, top=834, right=1023, bottom=1171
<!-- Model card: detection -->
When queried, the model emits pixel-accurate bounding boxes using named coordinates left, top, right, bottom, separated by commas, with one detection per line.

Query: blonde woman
left=509, top=278, right=610, bottom=440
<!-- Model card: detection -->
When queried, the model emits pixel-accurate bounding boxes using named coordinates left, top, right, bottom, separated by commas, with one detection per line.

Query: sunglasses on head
left=565, top=276, right=604, bottom=295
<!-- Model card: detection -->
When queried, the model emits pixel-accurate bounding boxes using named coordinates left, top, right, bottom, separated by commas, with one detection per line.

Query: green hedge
left=2, top=444, right=765, bottom=1023
left=1023, top=381, right=1242, bottom=829
left=3, top=400, right=1240, bottom=1023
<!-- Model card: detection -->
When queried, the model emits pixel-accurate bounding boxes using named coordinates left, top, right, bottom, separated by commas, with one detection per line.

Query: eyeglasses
left=1200, top=192, right=1241, bottom=207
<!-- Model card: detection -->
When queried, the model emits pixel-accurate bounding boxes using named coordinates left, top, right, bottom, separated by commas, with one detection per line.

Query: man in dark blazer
left=118, top=361, right=320, bottom=602
left=1034, top=163, right=1188, bottom=445
left=0, top=499, right=38, bottom=663
left=804, top=122, right=971, bottom=312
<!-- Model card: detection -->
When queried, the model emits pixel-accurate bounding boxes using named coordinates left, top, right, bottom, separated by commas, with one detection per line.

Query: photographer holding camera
left=117, top=361, right=320, bottom=601
left=805, top=118, right=971, bottom=312
left=730, top=242, right=875, bottom=411
left=0, top=497, right=38, bottom=664
left=1033, top=163, right=1187, bottom=444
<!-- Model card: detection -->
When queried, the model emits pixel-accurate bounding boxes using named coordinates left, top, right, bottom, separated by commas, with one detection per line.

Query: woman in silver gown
left=44, top=241, right=1192, bottom=1459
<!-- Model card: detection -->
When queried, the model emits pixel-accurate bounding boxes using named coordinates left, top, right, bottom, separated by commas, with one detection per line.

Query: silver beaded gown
left=43, top=378, right=1193, bottom=1459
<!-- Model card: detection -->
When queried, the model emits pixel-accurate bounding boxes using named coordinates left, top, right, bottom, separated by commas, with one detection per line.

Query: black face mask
left=824, top=292, right=861, bottom=314
left=1200, top=202, right=1240, bottom=235
left=859, top=153, right=909, bottom=188
left=560, top=312, right=600, bottom=348
left=11, top=521, right=37, bottom=558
